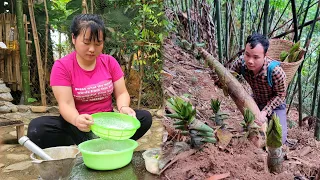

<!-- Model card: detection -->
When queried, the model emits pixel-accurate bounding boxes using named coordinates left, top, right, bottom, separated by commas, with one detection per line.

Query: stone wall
left=0, top=80, right=17, bottom=113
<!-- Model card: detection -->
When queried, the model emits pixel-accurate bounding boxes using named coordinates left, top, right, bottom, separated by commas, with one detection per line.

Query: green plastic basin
left=91, top=112, right=141, bottom=140
left=78, top=138, right=138, bottom=170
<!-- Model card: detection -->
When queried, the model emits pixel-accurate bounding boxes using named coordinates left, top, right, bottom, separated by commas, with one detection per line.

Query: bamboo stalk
left=185, top=0, right=192, bottom=42
left=257, top=9, right=264, bottom=33
left=14, top=51, right=21, bottom=91
left=315, top=117, right=320, bottom=140
left=215, top=0, right=222, bottom=61
left=225, top=2, right=229, bottom=61
left=91, top=0, right=94, bottom=14
left=193, top=0, right=199, bottom=42
left=298, top=0, right=320, bottom=126
left=270, top=0, right=318, bottom=35
left=270, top=1, right=289, bottom=36
left=43, top=0, right=49, bottom=87
left=268, top=6, right=275, bottom=33
left=239, top=0, right=247, bottom=50
left=298, top=0, right=312, bottom=40
left=0, top=50, right=4, bottom=79
left=311, top=51, right=320, bottom=116
left=17, top=0, right=31, bottom=102
left=28, top=0, right=46, bottom=106
left=0, top=15, right=2, bottom=42
left=8, top=52, right=13, bottom=85
left=252, top=1, right=262, bottom=33
left=263, top=0, right=269, bottom=36
left=82, top=0, right=88, bottom=14
left=137, top=50, right=143, bottom=109
left=12, top=51, right=17, bottom=91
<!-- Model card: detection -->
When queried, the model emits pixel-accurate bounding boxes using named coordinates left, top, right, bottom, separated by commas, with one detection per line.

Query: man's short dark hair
left=246, top=33, right=269, bottom=54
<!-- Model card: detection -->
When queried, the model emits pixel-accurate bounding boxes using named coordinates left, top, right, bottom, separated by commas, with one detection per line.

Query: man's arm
left=229, top=56, right=243, bottom=74
left=262, top=66, right=287, bottom=116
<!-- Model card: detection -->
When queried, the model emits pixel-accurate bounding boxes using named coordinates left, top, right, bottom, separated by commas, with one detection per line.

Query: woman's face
left=72, top=28, right=104, bottom=62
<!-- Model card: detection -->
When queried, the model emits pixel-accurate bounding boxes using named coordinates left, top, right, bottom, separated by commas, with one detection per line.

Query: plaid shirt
left=230, top=57, right=287, bottom=116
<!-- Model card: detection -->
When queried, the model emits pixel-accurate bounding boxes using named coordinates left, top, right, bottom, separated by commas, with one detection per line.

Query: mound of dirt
left=161, top=36, right=320, bottom=180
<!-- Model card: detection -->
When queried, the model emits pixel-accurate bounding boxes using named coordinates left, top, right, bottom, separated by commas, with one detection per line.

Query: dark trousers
left=27, top=110, right=152, bottom=149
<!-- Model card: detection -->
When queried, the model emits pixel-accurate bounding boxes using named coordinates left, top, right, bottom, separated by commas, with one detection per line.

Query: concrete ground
left=0, top=107, right=164, bottom=179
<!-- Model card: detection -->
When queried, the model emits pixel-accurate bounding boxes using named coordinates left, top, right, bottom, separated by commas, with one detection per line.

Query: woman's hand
left=119, top=106, right=136, bottom=118
left=74, top=114, right=94, bottom=132
left=254, top=110, right=268, bottom=126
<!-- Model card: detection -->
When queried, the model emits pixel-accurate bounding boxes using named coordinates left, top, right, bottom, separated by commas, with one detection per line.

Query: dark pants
left=258, top=103, right=287, bottom=144
left=27, top=110, right=152, bottom=149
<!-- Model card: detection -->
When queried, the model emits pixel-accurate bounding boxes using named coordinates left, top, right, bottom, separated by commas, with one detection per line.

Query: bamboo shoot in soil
left=200, top=49, right=262, bottom=127
left=267, top=147, right=283, bottom=173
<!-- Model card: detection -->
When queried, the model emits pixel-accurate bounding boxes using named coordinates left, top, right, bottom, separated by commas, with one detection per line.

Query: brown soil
left=161, top=36, right=320, bottom=180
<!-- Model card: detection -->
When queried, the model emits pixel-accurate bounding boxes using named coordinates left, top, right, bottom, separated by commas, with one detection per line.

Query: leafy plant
left=240, top=108, right=260, bottom=136
left=27, top=98, right=37, bottom=103
left=266, top=114, right=282, bottom=148
left=166, top=96, right=216, bottom=148
left=210, top=99, right=229, bottom=126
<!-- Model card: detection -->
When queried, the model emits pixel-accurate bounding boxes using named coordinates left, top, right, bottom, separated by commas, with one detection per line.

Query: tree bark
left=16, top=0, right=31, bottom=104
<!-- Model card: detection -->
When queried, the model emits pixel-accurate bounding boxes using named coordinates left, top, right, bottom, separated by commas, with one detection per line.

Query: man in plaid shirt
left=230, top=33, right=287, bottom=144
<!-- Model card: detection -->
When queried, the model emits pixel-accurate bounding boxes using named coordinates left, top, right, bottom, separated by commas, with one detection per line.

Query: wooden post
left=16, top=125, right=24, bottom=140
left=27, top=0, right=46, bottom=106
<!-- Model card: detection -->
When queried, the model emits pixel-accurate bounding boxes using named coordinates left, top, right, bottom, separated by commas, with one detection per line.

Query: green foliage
left=210, top=99, right=221, bottom=113
left=166, top=96, right=216, bottom=148
left=27, top=98, right=37, bottom=103
left=240, top=108, right=259, bottom=132
left=166, top=96, right=196, bottom=124
left=210, top=99, right=229, bottom=126
left=266, top=114, right=282, bottom=148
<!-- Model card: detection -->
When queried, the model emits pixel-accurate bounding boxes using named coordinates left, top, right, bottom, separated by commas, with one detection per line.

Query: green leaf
left=27, top=98, right=37, bottom=103
left=266, top=114, right=283, bottom=148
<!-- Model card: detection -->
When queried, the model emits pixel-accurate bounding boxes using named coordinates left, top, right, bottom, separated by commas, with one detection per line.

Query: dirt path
left=161, top=36, right=320, bottom=180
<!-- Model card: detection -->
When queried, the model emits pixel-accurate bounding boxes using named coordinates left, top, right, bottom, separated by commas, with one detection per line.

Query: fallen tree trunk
left=200, top=49, right=266, bottom=131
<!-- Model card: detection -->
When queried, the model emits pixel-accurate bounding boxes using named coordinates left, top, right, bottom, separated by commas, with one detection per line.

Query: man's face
left=244, top=43, right=266, bottom=74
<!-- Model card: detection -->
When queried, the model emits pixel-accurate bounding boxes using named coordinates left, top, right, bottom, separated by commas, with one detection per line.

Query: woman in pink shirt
left=27, top=14, right=152, bottom=148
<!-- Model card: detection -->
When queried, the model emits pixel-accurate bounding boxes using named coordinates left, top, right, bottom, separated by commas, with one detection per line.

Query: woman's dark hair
left=246, top=33, right=269, bottom=54
left=70, top=14, right=106, bottom=42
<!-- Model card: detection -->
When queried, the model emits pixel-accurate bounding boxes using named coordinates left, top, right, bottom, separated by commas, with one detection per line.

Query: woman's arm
left=113, top=77, right=136, bottom=117
left=52, top=86, right=93, bottom=132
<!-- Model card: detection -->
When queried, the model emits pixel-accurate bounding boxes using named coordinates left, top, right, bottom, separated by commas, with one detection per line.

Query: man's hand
left=254, top=110, right=268, bottom=126
left=74, top=114, right=94, bottom=132
left=120, top=106, right=136, bottom=118
left=212, top=73, right=222, bottom=88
